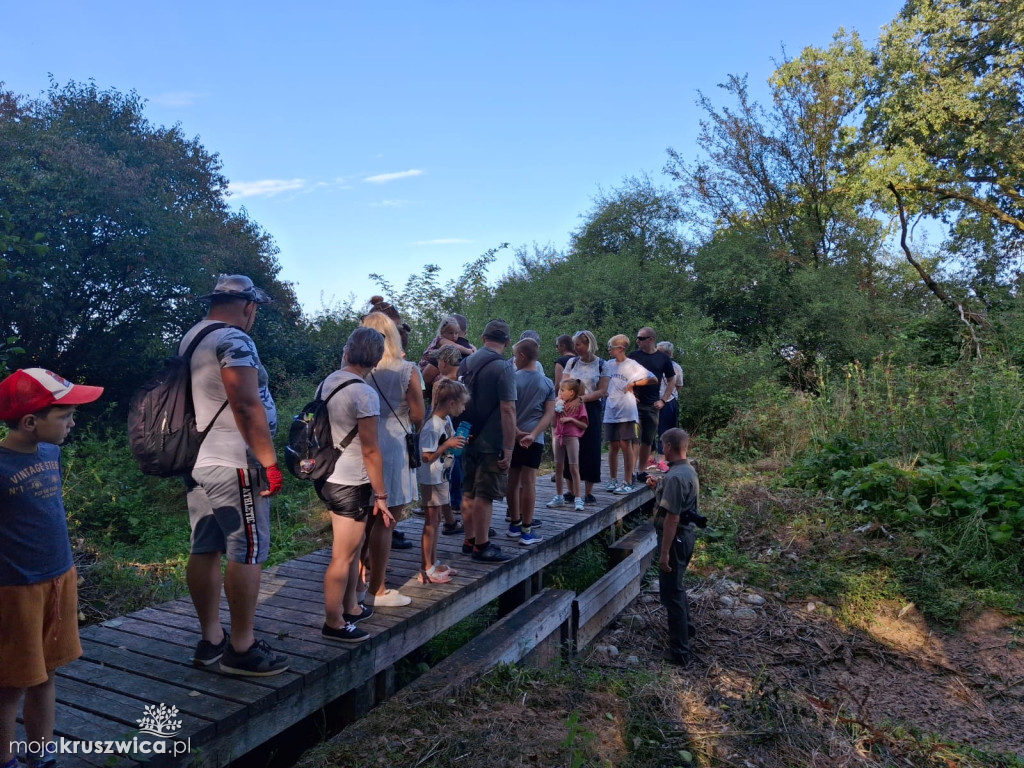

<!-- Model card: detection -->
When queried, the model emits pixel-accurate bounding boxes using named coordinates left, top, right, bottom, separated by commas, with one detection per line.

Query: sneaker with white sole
left=219, top=639, right=289, bottom=677
left=545, top=494, right=565, bottom=508
left=613, top=483, right=634, bottom=495
left=574, top=497, right=585, bottom=511
left=321, top=622, right=369, bottom=643
left=192, top=630, right=229, bottom=667
left=605, top=480, right=619, bottom=492
left=519, top=530, right=543, bottom=546
left=364, top=589, right=411, bottom=608
left=507, top=523, right=522, bottom=538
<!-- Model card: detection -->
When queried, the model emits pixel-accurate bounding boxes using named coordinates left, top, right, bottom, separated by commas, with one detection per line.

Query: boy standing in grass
left=0, top=368, right=103, bottom=768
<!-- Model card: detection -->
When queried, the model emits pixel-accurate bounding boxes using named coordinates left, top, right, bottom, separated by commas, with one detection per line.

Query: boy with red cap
left=0, top=368, right=103, bottom=768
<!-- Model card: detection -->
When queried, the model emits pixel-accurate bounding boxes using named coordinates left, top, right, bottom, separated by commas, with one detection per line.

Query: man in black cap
left=457, top=319, right=517, bottom=562
left=182, top=274, right=288, bottom=676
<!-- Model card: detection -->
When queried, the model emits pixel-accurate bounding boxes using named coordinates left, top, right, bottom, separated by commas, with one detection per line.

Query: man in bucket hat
left=182, top=274, right=289, bottom=676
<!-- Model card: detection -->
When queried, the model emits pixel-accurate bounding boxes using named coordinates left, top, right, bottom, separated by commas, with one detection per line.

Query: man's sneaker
left=192, top=630, right=229, bottom=667
left=584, top=494, right=598, bottom=505
left=520, top=530, right=543, bottom=546
left=574, top=497, right=585, bottom=512
left=472, top=543, right=512, bottom=562
left=530, top=518, right=543, bottom=529
left=613, top=483, right=635, bottom=495
left=219, top=639, right=289, bottom=677
left=342, top=604, right=373, bottom=624
left=462, top=539, right=475, bottom=554
left=322, top=622, right=369, bottom=643
left=605, top=480, right=619, bottom=492
left=546, top=494, right=565, bottom=508
left=507, top=523, right=522, bottom=538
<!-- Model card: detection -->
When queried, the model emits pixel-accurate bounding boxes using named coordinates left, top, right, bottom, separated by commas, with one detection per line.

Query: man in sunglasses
left=629, top=327, right=676, bottom=478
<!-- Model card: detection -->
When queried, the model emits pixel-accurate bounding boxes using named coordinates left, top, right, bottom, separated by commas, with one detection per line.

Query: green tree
left=0, top=81, right=300, bottom=408
left=864, top=0, right=1024, bottom=245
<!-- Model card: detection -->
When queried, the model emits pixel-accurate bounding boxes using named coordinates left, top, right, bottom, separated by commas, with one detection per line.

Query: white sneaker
left=546, top=494, right=565, bottom=508
left=574, top=497, right=585, bottom=511
left=613, top=483, right=634, bottom=495
left=605, top=480, right=619, bottom=492
left=364, top=589, right=411, bottom=607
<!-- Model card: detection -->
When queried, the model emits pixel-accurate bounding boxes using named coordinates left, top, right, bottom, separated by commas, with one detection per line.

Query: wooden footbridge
left=25, top=479, right=658, bottom=768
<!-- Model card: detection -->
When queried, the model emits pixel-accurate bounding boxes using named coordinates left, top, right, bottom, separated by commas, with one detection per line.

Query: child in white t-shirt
left=416, top=379, right=469, bottom=583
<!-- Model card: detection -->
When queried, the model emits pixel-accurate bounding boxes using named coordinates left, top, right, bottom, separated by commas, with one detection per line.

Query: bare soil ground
left=298, top=574, right=1023, bottom=768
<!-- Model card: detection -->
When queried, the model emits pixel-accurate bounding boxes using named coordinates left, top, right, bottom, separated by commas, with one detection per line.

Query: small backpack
left=127, top=322, right=229, bottom=477
left=285, top=378, right=361, bottom=481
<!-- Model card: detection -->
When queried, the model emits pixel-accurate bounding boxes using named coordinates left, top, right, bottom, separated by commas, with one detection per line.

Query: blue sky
left=2, top=0, right=904, bottom=314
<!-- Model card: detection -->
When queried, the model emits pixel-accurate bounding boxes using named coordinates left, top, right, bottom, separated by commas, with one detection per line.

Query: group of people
left=0, top=273, right=703, bottom=768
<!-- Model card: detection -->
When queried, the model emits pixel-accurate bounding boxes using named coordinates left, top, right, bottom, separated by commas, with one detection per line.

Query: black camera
left=682, top=510, right=708, bottom=529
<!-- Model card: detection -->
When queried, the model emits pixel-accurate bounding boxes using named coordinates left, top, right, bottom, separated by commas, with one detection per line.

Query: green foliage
left=0, top=80, right=301, bottom=410
left=864, top=0, right=1024, bottom=246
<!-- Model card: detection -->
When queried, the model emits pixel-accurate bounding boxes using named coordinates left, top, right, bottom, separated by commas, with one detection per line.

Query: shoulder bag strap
left=371, top=371, right=413, bottom=434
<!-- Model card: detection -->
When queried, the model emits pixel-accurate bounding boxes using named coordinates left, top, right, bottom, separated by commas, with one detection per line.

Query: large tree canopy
left=0, top=81, right=301, bottom=407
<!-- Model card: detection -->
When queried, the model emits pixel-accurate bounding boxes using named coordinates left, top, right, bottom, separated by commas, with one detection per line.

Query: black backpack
left=285, top=378, right=361, bottom=481
left=127, top=323, right=229, bottom=477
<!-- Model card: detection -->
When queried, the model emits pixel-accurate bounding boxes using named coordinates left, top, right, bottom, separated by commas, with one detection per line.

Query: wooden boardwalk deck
left=35, top=478, right=654, bottom=768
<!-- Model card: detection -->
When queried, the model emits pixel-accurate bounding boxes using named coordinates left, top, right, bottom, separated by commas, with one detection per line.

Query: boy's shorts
left=510, top=442, right=543, bottom=470
left=315, top=481, right=372, bottom=522
left=186, top=464, right=271, bottom=564
left=604, top=421, right=639, bottom=443
left=0, top=568, right=82, bottom=688
left=420, top=481, right=451, bottom=508
left=461, top=445, right=507, bottom=502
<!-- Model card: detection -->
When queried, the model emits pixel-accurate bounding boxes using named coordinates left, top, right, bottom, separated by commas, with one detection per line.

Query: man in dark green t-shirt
left=645, top=427, right=699, bottom=666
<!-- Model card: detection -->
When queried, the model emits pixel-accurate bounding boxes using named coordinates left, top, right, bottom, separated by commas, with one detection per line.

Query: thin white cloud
left=151, top=91, right=207, bottom=108
left=414, top=238, right=472, bottom=246
left=364, top=169, right=424, bottom=184
left=229, top=179, right=307, bottom=199
left=371, top=199, right=412, bottom=208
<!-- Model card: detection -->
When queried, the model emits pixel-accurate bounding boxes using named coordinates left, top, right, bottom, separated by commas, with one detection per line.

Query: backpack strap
left=322, top=378, right=364, bottom=451
left=182, top=322, right=230, bottom=436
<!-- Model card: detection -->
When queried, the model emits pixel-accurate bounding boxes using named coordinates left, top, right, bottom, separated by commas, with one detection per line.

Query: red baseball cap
left=0, top=368, right=104, bottom=420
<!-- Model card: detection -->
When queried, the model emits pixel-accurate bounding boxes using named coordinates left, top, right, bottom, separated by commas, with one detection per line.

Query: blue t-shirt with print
left=0, top=443, right=74, bottom=585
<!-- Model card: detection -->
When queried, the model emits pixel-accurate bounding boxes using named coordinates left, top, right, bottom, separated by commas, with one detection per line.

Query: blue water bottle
left=452, top=421, right=471, bottom=456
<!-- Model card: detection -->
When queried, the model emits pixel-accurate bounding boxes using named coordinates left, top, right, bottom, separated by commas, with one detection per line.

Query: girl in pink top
left=552, top=379, right=589, bottom=512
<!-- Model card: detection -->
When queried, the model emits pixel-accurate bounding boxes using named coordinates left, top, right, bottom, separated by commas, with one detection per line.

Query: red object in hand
left=264, top=464, right=284, bottom=496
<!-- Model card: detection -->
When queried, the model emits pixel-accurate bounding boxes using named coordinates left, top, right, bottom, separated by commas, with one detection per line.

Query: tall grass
left=806, top=357, right=1024, bottom=462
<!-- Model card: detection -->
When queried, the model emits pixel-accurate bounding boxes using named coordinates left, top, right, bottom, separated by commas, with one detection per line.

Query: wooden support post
left=498, top=577, right=532, bottom=617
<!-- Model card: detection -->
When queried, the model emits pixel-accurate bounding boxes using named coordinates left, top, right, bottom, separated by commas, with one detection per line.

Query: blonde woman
left=360, top=311, right=425, bottom=607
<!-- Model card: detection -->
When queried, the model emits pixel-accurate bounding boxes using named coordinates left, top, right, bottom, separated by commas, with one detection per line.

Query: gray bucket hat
left=200, top=274, right=273, bottom=304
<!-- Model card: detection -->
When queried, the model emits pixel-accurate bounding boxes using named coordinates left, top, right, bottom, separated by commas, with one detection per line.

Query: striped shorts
left=186, top=464, right=271, bottom=564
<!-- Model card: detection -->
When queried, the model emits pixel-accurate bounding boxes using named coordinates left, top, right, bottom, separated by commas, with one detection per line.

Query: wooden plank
left=56, top=675, right=217, bottom=746
left=345, top=589, right=573, bottom=716
left=608, top=522, right=655, bottom=556
left=57, top=660, right=247, bottom=729
left=79, top=644, right=290, bottom=710
left=574, top=542, right=656, bottom=650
